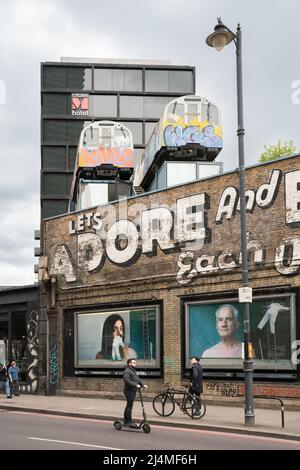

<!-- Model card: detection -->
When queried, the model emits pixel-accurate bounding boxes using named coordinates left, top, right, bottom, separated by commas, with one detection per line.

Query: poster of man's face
left=187, top=295, right=293, bottom=367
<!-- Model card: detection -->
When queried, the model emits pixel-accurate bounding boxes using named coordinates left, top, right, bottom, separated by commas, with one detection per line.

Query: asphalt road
left=0, top=410, right=299, bottom=451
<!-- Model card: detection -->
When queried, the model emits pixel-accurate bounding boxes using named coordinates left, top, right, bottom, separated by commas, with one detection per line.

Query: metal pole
left=235, top=24, right=255, bottom=426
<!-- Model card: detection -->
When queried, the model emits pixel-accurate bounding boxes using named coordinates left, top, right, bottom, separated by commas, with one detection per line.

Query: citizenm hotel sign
left=42, top=156, right=300, bottom=288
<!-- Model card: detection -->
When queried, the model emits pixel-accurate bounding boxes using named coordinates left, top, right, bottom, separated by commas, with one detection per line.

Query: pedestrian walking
left=189, top=356, right=203, bottom=414
left=8, top=360, right=20, bottom=396
left=0, top=362, right=12, bottom=398
left=123, top=358, right=147, bottom=428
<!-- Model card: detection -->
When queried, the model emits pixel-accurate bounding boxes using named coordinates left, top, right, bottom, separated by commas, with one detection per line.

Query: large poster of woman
left=186, top=294, right=295, bottom=369
left=76, top=306, right=159, bottom=368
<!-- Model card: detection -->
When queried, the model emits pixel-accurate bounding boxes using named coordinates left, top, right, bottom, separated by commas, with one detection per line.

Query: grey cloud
left=0, top=0, right=299, bottom=285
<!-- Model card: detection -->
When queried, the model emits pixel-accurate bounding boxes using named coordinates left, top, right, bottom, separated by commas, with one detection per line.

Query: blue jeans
left=0, top=379, right=11, bottom=396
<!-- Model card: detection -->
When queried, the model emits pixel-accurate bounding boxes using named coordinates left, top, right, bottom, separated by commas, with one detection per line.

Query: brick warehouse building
left=39, top=154, right=300, bottom=399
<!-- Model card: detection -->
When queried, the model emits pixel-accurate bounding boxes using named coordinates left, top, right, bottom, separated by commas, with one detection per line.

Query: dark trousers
left=124, top=389, right=136, bottom=424
left=11, top=380, right=19, bottom=395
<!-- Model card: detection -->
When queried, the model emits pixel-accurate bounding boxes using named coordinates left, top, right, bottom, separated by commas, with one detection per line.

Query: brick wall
left=40, top=156, right=300, bottom=398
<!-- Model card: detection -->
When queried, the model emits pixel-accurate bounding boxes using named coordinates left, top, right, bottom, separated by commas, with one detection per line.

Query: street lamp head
left=206, top=17, right=235, bottom=51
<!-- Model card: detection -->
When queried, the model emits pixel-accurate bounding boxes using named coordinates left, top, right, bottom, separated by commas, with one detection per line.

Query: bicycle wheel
left=183, top=394, right=196, bottom=418
left=152, top=393, right=175, bottom=417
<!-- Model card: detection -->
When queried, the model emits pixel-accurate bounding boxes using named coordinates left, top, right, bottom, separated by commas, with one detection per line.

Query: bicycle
left=152, top=383, right=206, bottom=419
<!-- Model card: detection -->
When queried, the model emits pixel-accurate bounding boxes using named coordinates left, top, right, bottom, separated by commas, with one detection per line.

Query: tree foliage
left=258, top=140, right=296, bottom=163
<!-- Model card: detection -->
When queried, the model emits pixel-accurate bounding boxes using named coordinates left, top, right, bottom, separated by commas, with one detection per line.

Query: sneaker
left=129, top=423, right=139, bottom=429
left=15, top=394, right=20, bottom=396
left=6, top=396, right=12, bottom=399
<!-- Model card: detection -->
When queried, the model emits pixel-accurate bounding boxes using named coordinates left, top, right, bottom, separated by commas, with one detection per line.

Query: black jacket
left=0, top=365, right=8, bottom=381
left=189, top=363, right=203, bottom=394
left=123, top=365, right=144, bottom=391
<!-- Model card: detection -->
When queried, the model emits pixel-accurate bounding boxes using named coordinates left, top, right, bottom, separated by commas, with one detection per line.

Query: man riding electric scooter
left=123, top=358, right=147, bottom=428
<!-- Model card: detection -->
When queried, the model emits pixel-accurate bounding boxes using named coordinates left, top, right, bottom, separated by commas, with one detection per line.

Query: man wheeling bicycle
left=189, top=356, right=203, bottom=415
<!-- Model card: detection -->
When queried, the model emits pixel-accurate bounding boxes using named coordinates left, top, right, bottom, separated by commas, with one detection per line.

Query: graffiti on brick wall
left=20, top=310, right=39, bottom=393
left=49, top=344, right=58, bottom=385
left=205, top=381, right=239, bottom=397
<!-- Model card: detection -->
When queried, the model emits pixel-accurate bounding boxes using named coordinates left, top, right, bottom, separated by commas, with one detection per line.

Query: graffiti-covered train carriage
left=69, top=121, right=134, bottom=212
left=134, top=95, right=223, bottom=190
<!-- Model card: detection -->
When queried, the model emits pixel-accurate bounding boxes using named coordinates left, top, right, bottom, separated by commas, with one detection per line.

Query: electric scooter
left=113, top=388, right=151, bottom=433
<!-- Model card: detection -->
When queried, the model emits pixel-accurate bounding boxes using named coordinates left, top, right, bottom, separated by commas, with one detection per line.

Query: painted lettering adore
left=47, top=168, right=300, bottom=285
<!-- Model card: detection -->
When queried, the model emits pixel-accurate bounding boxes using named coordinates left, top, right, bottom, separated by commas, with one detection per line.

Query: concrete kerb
left=0, top=404, right=299, bottom=443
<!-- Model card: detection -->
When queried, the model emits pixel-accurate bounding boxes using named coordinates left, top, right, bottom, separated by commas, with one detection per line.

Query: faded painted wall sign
left=44, top=159, right=300, bottom=288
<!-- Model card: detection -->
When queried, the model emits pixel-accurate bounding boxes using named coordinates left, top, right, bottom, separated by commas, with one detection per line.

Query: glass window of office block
left=42, top=200, right=69, bottom=218
left=43, top=66, right=91, bottom=90
left=91, top=95, right=117, bottom=117
left=68, top=147, right=78, bottom=172
left=124, top=69, right=142, bottom=91
left=197, top=163, right=221, bottom=179
left=145, top=122, right=157, bottom=144
left=94, top=69, right=112, bottom=90
left=145, top=70, right=169, bottom=92
left=166, top=162, right=196, bottom=187
left=43, top=173, right=69, bottom=196
left=67, top=68, right=92, bottom=90
left=144, top=96, right=175, bottom=119
left=120, top=121, right=143, bottom=146
left=42, top=146, right=66, bottom=170
left=43, top=120, right=68, bottom=143
left=43, top=93, right=69, bottom=115
left=169, top=70, right=193, bottom=93
left=145, top=70, right=194, bottom=93
left=94, top=68, right=142, bottom=91
left=68, top=121, right=87, bottom=143
left=133, top=147, right=144, bottom=166
left=120, top=96, right=143, bottom=118
left=43, top=66, right=68, bottom=89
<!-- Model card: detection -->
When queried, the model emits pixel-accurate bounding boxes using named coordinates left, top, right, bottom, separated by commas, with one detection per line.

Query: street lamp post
left=206, top=18, right=255, bottom=426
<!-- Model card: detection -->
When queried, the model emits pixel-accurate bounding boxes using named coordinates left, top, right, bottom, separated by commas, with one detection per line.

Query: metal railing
left=254, top=395, right=285, bottom=428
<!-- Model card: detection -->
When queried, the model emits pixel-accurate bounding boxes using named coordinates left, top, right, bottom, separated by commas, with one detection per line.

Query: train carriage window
left=166, top=102, right=184, bottom=120
left=208, top=104, right=219, bottom=125
left=201, top=103, right=209, bottom=121
left=83, top=127, right=99, bottom=147
left=102, top=127, right=112, bottom=147
left=114, top=128, right=131, bottom=147
left=186, top=103, right=198, bottom=122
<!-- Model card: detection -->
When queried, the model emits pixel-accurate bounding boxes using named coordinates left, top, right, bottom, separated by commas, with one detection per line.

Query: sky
left=0, top=0, right=299, bottom=286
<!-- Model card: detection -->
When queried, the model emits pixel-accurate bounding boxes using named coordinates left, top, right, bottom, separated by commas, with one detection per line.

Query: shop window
left=75, top=306, right=160, bottom=369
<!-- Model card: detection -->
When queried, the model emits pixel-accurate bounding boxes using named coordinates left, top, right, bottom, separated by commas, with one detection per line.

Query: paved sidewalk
left=0, top=394, right=299, bottom=441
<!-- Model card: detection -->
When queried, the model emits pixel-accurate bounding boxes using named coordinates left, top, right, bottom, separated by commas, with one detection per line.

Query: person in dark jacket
left=189, top=356, right=203, bottom=396
left=123, top=358, right=147, bottom=427
left=0, top=362, right=12, bottom=398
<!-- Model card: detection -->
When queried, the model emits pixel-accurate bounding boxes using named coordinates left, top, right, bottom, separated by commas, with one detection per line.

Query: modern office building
left=41, top=58, right=196, bottom=220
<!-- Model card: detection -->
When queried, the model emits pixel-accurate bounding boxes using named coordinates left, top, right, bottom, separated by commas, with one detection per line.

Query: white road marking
left=27, top=437, right=122, bottom=450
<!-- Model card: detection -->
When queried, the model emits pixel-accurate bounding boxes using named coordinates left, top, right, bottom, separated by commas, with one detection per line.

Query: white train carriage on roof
left=134, top=95, right=223, bottom=191
left=69, top=121, right=134, bottom=211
